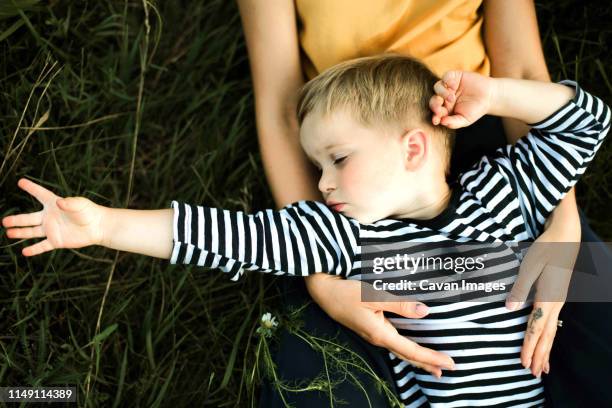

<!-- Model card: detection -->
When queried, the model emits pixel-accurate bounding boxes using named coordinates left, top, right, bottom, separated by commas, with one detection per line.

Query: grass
left=0, top=1, right=610, bottom=407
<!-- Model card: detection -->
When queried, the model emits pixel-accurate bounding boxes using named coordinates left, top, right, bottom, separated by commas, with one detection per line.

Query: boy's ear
left=400, top=128, right=427, bottom=170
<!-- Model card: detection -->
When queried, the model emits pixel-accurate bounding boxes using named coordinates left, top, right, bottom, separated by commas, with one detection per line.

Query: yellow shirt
left=296, top=0, right=489, bottom=80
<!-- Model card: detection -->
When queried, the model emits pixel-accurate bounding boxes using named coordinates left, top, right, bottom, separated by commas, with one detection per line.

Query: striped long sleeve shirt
left=169, top=81, right=609, bottom=281
left=169, top=82, right=609, bottom=407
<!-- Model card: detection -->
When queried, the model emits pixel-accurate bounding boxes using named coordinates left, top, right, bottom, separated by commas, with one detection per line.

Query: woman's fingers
left=6, top=225, right=45, bottom=239
left=507, top=246, right=545, bottom=310
left=530, top=313, right=559, bottom=377
left=521, top=305, right=546, bottom=368
left=22, top=239, right=54, bottom=256
left=383, top=329, right=455, bottom=371
left=370, top=298, right=429, bottom=319
left=17, top=178, right=56, bottom=204
left=405, top=358, right=443, bottom=379
left=521, top=302, right=561, bottom=374
left=2, top=210, right=43, bottom=228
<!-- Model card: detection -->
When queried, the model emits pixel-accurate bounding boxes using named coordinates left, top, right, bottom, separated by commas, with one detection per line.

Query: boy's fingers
left=23, top=239, right=54, bottom=257
left=7, top=226, right=45, bottom=239
left=434, top=81, right=452, bottom=100
left=17, top=178, right=56, bottom=203
left=429, top=96, right=449, bottom=126
left=429, top=96, right=448, bottom=115
left=440, top=115, right=469, bottom=129
left=441, top=70, right=462, bottom=92
left=429, top=95, right=444, bottom=111
left=2, top=211, right=43, bottom=228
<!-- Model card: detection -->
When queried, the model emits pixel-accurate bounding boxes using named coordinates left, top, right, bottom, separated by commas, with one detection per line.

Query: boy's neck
left=395, top=181, right=452, bottom=221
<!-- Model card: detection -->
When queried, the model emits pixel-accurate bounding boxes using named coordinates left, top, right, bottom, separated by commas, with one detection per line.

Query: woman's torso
left=295, top=0, right=489, bottom=79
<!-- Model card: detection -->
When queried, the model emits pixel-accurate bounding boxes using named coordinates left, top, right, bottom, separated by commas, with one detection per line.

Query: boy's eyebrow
left=304, top=143, right=347, bottom=167
left=323, top=142, right=345, bottom=151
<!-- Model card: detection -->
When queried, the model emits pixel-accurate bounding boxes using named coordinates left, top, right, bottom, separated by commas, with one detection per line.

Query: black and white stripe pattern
left=169, top=199, right=360, bottom=281
left=169, top=82, right=609, bottom=407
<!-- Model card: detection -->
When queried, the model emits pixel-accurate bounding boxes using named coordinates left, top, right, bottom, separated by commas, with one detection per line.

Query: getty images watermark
left=358, top=241, right=612, bottom=303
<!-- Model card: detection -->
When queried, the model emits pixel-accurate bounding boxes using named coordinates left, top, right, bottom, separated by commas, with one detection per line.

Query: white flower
left=261, top=312, right=278, bottom=329
left=256, top=312, right=279, bottom=338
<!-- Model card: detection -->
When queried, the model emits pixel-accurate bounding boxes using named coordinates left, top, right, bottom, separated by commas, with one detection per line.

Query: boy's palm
left=2, top=178, right=104, bottom=256
left=430, top=71, right=494, bottom=129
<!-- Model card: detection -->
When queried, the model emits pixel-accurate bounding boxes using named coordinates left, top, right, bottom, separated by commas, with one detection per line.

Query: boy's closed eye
left=333, top=155, right=347, bottom=166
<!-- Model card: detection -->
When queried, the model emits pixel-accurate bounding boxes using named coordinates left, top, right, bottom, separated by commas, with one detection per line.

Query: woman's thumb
left=381, top=300, right=430, bottom=318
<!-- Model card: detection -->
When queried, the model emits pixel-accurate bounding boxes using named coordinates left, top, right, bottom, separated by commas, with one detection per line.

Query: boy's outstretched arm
left=2, top=178, right=173, bottom=260
left=2, top=178, right=358, bottom=281
left=100, top=207, right=173, bottom=259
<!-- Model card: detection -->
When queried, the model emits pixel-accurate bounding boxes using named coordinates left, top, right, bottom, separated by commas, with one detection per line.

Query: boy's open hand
left=430, top=71, right=495, bottom=129
left=2, top=178, right=106, bottom=256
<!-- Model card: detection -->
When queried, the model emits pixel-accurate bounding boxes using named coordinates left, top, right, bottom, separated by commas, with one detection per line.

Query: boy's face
left=300, top=109, right=420, bottom=224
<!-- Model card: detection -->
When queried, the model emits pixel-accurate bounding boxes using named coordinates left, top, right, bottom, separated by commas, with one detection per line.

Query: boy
left=2, top=55, right=609, bottom=407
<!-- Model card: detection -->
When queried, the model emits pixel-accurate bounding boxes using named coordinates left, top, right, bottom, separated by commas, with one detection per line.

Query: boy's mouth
left=326, top=201, right=345, bottom=212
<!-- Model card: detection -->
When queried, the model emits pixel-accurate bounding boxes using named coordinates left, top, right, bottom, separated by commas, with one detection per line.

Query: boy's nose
left=318, top=174, right=335, bottom=194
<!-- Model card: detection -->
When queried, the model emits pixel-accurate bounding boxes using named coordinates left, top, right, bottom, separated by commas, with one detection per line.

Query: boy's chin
left=351, top=211, right=384, bottom=224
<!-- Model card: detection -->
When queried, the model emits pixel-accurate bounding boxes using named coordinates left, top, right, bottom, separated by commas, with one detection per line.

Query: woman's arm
left=236, top=0, right=320, bottom=207
left=483, top=0, right=579, bottom=244
left=483, top=0, right=581, bottom=378
left=483, top=0, right=551, bottom=143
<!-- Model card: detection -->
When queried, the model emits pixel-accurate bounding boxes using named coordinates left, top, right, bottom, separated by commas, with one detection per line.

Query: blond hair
left=297, top=54, right=455, bottom=174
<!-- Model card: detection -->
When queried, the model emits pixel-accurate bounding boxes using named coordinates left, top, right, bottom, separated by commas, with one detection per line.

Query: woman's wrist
left=544, top=187, right=580, bottom=238
left=305, top=273, right=341, bottom=312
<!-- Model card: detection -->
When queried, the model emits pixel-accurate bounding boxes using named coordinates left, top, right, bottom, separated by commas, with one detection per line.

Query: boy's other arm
left=488, top=79, right=575, bottom=124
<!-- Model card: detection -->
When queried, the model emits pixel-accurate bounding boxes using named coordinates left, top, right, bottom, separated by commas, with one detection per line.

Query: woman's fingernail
left=506, top=300, right=523, bottom=311
left=523, top=358, right=531, bottom=369
left=416, top=303, right=429, bottom=315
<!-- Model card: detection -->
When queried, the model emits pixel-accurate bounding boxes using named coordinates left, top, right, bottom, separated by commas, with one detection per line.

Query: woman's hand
left=2, top=178, right=106, bottom=256
left=506, top=212, right=580, bottom=377
left=305, top=273, right=456, bottom=378
left=430, top=70, right=496, bottom=129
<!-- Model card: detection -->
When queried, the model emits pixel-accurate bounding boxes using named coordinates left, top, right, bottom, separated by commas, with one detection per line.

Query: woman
left=237, top=0, right=610, bottom=406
